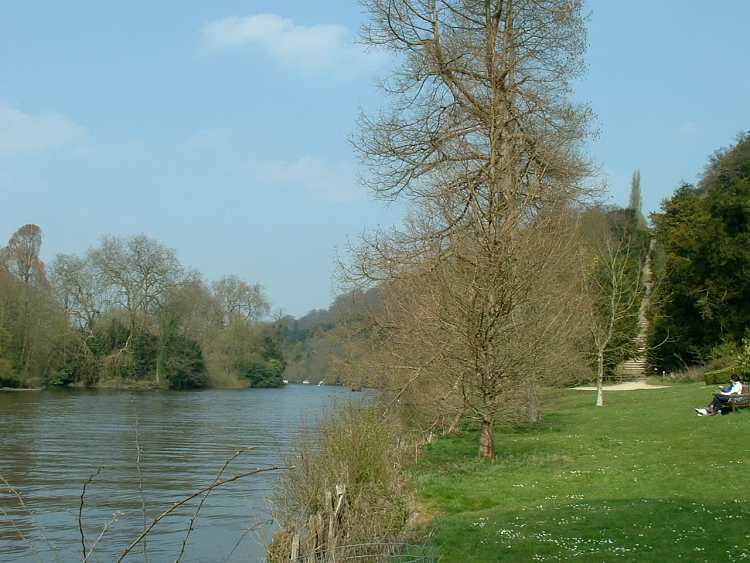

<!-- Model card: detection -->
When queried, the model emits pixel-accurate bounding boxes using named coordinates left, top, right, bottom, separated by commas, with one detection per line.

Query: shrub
left=268, top=403, right=412, bottom=561
left=238, top=354, right=284, bottom=388
left=736, top=337, right=750, bottom=378
left=706, top=340, right=739, bottom=371
left=0, top=362, right=21, bottom=388
left=130, top=329, right=158, bottom=378
left=0, top=327, right=19, bottom=387
left=704, top=366, right=740, bottom=386
left=668, top=365, right=707, bottom=384
left=102, top=350, right=135, bottom=381
left=163, top=335, right=209, bottom=390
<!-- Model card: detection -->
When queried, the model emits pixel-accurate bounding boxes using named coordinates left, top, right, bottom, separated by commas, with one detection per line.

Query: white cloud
left=0, top=102, right=84, bottom=153
left=201, top=14, right=383, bottom=72
left=243, top=156, right=361, bottom=202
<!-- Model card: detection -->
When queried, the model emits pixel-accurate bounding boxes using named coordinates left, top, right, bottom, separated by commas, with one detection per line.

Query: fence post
left=290, top=533, right=300, bottom=562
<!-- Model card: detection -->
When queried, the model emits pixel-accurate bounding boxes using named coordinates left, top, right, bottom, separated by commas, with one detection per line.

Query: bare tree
left=88, top=235, right=183, bottom=333
left=161, top=278, right=223, bottom=344
left=50, top=254, right=101, bottom=333
left=88, top=235, right=183, bottom=382
left=212, top=275, right=270, bottom=325
left=349, top=0, right=592, bottom=458
left=582, top=213, right=641, bottom=407
left=349, top=208, right=588, bottom=444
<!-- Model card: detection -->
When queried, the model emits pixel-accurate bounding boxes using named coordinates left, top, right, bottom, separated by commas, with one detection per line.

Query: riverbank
left=410, top=384, right=750, bottom=561
left=87, top=378, right=279, bottom=390
left=2, top=378, right=284, bottom=392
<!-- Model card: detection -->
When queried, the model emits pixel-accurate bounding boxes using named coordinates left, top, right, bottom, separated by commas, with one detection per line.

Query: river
left=0, top=384, right=373, bottom=562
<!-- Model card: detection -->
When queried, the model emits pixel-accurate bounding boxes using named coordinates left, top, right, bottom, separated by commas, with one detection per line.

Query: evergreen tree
left=650, top=133, right=750, bottom=370
left=628, top=170, right=647, bottom=228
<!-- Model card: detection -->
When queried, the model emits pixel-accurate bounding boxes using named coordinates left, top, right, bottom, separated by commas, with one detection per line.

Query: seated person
left=695, top=374, right=743, bottom=416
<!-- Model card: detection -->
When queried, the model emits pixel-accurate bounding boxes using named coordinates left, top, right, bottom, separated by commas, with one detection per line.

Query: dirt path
left=573, top=381, right=670, bottom=391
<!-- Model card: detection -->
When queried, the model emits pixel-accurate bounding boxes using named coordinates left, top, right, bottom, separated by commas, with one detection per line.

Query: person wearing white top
left=695, top=374, right=743, bottom=416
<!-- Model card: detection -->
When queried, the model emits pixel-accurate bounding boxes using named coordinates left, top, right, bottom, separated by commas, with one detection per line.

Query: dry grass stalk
left=83, top=510, right=124, bottom=563
left=134, top=414, right=149, bottom=563
left=78, top=467, right=102, bottom=561
left=115, top=464, right=290, bottom=562
left=175, top=448, right=250, bottom=562
left=222, top=519, right=266, bottom=562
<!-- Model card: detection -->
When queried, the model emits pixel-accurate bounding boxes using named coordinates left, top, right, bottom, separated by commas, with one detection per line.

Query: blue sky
left=1, top=1, right=748, bottom=316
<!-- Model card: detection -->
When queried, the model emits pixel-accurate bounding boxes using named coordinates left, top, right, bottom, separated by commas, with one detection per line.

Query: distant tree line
left=0, top=230, right=285, bottom=389
left=277, top=288, right=381, bottom=384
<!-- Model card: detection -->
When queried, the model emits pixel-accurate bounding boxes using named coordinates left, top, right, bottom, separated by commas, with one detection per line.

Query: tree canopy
left=1, top=228, right=281, bottom=389
left=650, top=133, right=750, bottom=370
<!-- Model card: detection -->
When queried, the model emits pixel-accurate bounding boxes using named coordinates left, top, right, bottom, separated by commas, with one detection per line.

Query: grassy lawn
left=411, top=384, right=750, bottom=562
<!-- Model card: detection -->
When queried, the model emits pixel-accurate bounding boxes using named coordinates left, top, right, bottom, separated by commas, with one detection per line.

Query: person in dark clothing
left=695, top=374, right=743, bottom=416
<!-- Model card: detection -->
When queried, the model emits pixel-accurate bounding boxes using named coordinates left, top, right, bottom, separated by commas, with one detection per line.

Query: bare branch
left=78, top=467, right=102, bottom=561
left=115, top=465, right=291, bottom=563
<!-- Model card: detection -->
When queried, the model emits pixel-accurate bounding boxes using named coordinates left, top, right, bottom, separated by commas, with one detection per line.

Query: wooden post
left=290, top=533, right=300, bottom=562
left=305, top=514, right=318, bottom=562
left=328, top=484, right=347, bottom=562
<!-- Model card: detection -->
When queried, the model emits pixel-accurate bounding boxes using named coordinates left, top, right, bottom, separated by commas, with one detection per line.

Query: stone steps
left=616, top=238, right=656, bottom=381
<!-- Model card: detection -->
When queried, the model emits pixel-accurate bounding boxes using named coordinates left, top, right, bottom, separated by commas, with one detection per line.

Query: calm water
left=0, top=385, right=373, bottom=562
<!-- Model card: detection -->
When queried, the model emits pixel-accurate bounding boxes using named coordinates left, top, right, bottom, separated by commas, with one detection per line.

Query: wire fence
left=295, top=542, right=436, bottom=562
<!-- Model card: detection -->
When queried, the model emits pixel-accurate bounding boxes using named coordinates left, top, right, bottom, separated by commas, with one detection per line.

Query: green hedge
left=703, top=366, right=746, bottom=385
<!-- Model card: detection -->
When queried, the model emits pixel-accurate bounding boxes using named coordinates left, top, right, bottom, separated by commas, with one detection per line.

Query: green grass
left=411, top=384, right=750, bottom=562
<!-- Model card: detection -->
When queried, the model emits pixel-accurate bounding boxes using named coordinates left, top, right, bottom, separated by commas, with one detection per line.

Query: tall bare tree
left=350, top=0, right=592, bottom=458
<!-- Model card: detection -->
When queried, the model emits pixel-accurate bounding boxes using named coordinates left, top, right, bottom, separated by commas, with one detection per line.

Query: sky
left=1, top=1, right=748, bottom=317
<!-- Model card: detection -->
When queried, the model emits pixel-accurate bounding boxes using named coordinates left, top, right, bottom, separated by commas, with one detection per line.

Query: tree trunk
left=526, top=382, right=542, bottom=423
left=446, top=410, right=463, bottom=435
left=479, top=417, right=495, bottom=459
left=596, top=351, right=605, bottom=407
left=19, top=286, right=32, bottom=383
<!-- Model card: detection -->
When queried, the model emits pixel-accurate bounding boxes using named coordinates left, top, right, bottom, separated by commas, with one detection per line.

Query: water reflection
left=0, top=385, right=372, bottom=562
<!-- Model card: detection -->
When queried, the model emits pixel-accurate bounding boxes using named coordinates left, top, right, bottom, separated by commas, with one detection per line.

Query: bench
left=727, top=384, right=750, bottom=413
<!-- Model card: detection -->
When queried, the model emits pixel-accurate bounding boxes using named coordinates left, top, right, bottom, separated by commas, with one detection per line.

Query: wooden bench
left=728, top=384, right=750, bottom=412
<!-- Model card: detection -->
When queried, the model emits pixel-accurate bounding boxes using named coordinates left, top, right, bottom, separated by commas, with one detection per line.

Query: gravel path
left=573, top=381, right=670, bottom=391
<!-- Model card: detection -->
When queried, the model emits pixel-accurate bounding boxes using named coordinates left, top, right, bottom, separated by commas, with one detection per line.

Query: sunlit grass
left=411, top=384, right=750, bottom=562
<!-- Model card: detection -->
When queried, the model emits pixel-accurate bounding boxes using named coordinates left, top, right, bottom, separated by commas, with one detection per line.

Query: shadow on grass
left=417, top=409, right=580, bottom=470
